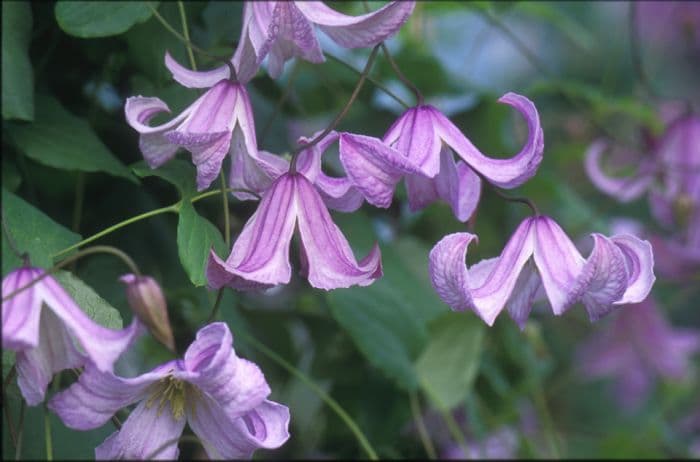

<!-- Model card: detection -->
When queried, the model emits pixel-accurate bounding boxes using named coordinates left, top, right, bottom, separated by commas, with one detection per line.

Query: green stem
left=409, top=391, right=436, bottom=459
left=177, top=1, right=197, bottom=71
left=219, top=171, right=231, bottom=247
left=206, top=288, right=225, bottom=323
left=239, top=331, right=379, bottom=460
left=44, top=405, right=53, bottom=461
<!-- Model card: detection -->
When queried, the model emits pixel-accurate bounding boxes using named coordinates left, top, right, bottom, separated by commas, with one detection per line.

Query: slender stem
left=206, top=288, right=225, bottom=323
left=14, top=401, right=25, bottom=460
left=4, top=393, right=17, bottom=448
left=52, top=204, right=178, bottom=258
left=324, top=52, right=410, bottom=109
left=409, top=391, right=437, bottom=459
left=3, top=245, right=142, bottom=302
left=489, top=186, right=540, bottom=216
left=260, top=61, right=301, bottom=141
left=177, top=1, right=196, bottom=71
left=239, top=331, right=379, bottom=460
left=44, top=405, right=53, bottom=461
left=380, top=42, right=424, bottom=106
left=219, top=171, right=231, bottom=247
left=289, top=44, right=381, bottom=173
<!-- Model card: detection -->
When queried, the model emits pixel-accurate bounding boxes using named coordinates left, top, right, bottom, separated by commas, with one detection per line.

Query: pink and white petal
left=94, top=399, right=186, bottom=460
left=339, top=132, right=421, bottom=208
left=429, top=233, right=479, bottom=314
left=532, top=216, right=586, bottom=315
left=265, top=3, right=324, bottom=79
left=233, top=2, right=271, bottom=84
left=382, top=107, right=410, bottom=146
left=316, top=173, right=365, bottom=212
left=207, top=175, right=298, bottom=289
left=39, top=275, right=142, bottom=373
left=435, top=153, right=482, bottom=222
left=435, top=93, right=544, bottom=189
left=506, top=261, right=541, bottom=330
left=578, top=234, right=629, bottom=322
left=405, top=173, right=439, bottom=212
left=610, top=234, right=655, bottom=305
left=164, top=51, right=230, bottom=89
left=2, top=267, right=43, bottom=350
left=297, top=1, right=415, bottom=48
left=296, top=175, right=382, bottom=289
left=187, top=395, right=290, bottom=460
left=16, top=309, right=85, bottom=406
left=48, top=361, right=173, bottom=430
left=229, top=136, right=283, bottom=201
left=394, top=107, right=443, bottom=177
left=584, top=140, right=653, bottom=202
left=177, top=323, right=270, bottom=417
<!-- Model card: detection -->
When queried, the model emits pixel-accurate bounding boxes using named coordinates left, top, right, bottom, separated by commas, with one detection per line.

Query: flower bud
left=119, top=274, right=175, bottom=352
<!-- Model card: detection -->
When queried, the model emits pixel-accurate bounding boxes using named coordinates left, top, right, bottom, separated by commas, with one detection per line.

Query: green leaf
left=55, top=1, right=158, bottom=38
left=326, top=233, right=446, bottom=391
left=53, top=270, right=123, bottom=329
left=8, top=94, right=135, bottom=181
left=132, top=159, right=197, bottom=198
left=415, top=312, right=485, bottom=411
left=177, top=201, right=227, bottom=287
left=2, top=1, right=34, bottom=121
left=1, top=189, right=81, bottom=275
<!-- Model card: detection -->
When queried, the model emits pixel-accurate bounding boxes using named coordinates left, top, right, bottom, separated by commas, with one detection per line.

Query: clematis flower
left=429, top=215, right=655, bottom=328
left=577, top=298, right=700, bottom=410
left=338, top=92, right=544, bottom=221
left=232, top=1, right=416, bottom=81
left=206, top=158, right=382, bottom=291
left=119, top=274, right=175, bottom=352
left=125, top=53, right=284, bottom=194
left=49, top=322, right=290, bottom=460
left=2, top=267, right=141, bottom=406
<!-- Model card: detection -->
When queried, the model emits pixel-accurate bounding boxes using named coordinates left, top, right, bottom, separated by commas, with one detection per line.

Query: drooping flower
left=338, top=92, right=544, bottom=221
left=125, top=53, right=285, bottom=195
left=206, top=161, right=383, bottom=290
left=577, top=297, right=700, bottom=410
left=119, top=274, right=175, bottom=352
left=2, top=267, right=142, bottom=406
left=232, top=1, right=416, bottom=81
left=49, top=322, right=290, bottom=460
left=429, top=215, right=655, bottom=328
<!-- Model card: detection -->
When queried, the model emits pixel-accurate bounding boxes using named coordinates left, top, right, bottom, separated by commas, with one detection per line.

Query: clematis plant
left=338, top=92, right=544, bottom=221
left=2, top=267, right=142, bottom=406
left=232, top=1, right=416, bottom=81
left=429, top=215, right=655, bottom=328
left=49, top=322, right=290, bottom=460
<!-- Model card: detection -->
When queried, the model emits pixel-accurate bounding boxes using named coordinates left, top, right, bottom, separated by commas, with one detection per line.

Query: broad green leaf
left=132, top=159, right=197, bottom=198
left=1, top=158, right=21, bottom=192
left=326, top=223, right=446, bottom=390
left=8, top=94, right=135, bottom=181
left=415, top=312, right=485, bottom=411
left=2, top=2, right=34, bottom=121
left=53, top=270, right=124, bottom=329
left=55, top=1, right=158, bottom=38
left=177, top=201, right=227, bottom=287
left=1, top=189, right=81, bottom=275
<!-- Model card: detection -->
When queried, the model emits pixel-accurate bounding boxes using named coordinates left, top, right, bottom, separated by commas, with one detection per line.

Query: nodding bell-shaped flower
left=429, top=215, right=655, bottom=328
left=206, top=146, right=382, bottom=291
left=2, top=267, right=142, bottom=405
left=49, top=322, right=290, bottom=460
left=232, top=1, right=416, bottom=81
left=119, top=274, right=175, bottom=353
left=125, top=53, right=282, bottom=195
left=338, top=92, right=544, bottom=221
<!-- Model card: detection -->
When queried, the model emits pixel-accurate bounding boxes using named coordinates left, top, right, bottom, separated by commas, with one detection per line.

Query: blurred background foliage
left=2, top=1, right=699, bottom=459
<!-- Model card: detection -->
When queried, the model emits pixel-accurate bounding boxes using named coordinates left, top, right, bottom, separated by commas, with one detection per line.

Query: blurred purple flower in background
left=2, top=267, right=141, bottom=406
left=442, top=426, right=519, bottom=460
left=49, top=322, right=290, bottom=460
left=338, top=92, right=543, bottom=221
left=429, top=215, right=655, bottom=327
left=577, top=298, right=700, bottom=410
left=232, top=1, right=415, bottom=81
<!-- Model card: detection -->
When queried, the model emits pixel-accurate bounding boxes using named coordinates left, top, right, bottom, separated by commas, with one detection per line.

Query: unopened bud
left=119, top=274, right=175, bottom=352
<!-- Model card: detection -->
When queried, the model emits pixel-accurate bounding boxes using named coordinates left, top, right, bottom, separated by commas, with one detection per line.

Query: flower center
left=145, top=375, right=188, bottom=420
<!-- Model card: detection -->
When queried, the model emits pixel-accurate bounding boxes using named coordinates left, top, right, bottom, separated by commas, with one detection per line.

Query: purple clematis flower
left=206, top=160, right=383, bottom=290
left=338, top=92, right=544, bottom=221
left=429, top=215, right=655, bottom=328
left=577, top=297, right=700, bottom=410
left=125, top=53, right=284, bottom=194
left=49, top=322, right=290, bottom=460
left=2, top=267, right=141, bottom=406
left=232, top=1, right=415, bottom=81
